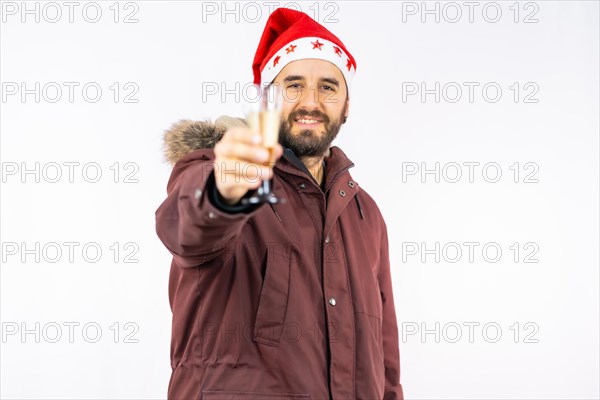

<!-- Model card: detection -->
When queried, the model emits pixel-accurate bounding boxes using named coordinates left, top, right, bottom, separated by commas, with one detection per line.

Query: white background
left=1, top=1, right=598, bottom=399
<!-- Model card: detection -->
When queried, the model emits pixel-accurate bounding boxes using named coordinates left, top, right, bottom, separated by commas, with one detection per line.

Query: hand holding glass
left=241, top=84, right=285, bottom=205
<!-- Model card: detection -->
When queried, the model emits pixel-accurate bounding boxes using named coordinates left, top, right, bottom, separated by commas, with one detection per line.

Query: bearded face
left=278, top=101, right=348, bottom=158
left=272, top=59, right=350, bottom=159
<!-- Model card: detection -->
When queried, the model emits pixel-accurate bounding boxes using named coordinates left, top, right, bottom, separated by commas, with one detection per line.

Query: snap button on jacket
left=156, top=118, right=404, bottom=400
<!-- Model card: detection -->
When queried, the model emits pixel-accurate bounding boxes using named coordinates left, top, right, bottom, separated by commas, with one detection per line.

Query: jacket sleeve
left=155, top=160, right=263, bottom=268
left=379, top=221, right=405, bottom=400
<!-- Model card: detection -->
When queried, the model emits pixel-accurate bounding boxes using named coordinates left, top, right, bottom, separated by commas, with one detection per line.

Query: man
left=156, top=8, right=404, bottom=400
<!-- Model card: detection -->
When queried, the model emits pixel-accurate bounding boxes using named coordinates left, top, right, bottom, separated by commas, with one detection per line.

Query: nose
left=297, top=83, right=321, bottom=109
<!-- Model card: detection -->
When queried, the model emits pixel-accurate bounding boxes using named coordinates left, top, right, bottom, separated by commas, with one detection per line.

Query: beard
left=278, top=104, right=347, bottom=158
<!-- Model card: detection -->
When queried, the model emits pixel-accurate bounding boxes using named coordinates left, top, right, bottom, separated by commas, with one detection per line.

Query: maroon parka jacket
left=156, top=117, right=404, bottom=400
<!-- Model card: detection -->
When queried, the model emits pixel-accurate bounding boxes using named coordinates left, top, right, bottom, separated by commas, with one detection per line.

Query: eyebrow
left=283, top=75, right=340, bottom=88
left=322, top=78, right=340, bottom=87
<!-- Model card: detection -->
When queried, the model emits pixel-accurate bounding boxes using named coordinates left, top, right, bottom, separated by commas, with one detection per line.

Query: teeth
left=298, top=118, right=319, bottom=124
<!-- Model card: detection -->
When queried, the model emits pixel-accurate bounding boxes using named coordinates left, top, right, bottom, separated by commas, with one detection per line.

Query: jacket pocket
left=354, top=312, right=386, bottom=395
left=202, top=390, right=310, bottom=400
left=252, top=244, right=297, bottom=347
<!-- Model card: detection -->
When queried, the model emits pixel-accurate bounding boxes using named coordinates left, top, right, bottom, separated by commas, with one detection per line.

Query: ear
left=343, top=97, right=350, bottom=123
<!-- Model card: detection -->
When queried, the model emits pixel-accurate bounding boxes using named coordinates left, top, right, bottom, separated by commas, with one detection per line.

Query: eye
left=321, top=84, right=336, bottom=92
left=287, top=83, right=302, bottom=89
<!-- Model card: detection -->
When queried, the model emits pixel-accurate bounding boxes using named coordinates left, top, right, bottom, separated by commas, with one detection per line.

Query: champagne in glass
left=259, top=106, right=281, bottom=163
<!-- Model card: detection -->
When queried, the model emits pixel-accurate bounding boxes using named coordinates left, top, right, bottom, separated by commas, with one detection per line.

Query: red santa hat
left=252, top=8, right=357, bottom=93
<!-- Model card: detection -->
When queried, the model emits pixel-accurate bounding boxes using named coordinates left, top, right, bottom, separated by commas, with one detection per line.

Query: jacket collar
left=276, top=146, right=355, bottom=193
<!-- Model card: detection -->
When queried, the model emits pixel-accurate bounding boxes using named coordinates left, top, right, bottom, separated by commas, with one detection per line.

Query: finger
left=216, top=141, right=270, bottom=163
left=265, top=144, right=284, bottom=166
left=272, top=143, right=284, bottom=159
left=240, top=163, right=274, bottom=182
left=215, top=159, right=274, bottom=182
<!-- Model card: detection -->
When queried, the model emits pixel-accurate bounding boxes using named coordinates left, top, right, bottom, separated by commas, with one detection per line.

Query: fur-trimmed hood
left=162, top=116, right=247, bottom=165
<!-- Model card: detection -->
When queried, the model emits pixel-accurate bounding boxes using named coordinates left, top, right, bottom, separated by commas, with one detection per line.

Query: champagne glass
left=241, top=83, right=285, bottom=205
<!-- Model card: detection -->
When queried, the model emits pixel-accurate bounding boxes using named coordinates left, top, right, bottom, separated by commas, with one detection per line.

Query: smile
left=294, top=117, right=323, bottom=125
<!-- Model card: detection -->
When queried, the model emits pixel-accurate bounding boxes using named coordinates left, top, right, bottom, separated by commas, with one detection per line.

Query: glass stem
left=262, top=178, right=271, bottom=194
